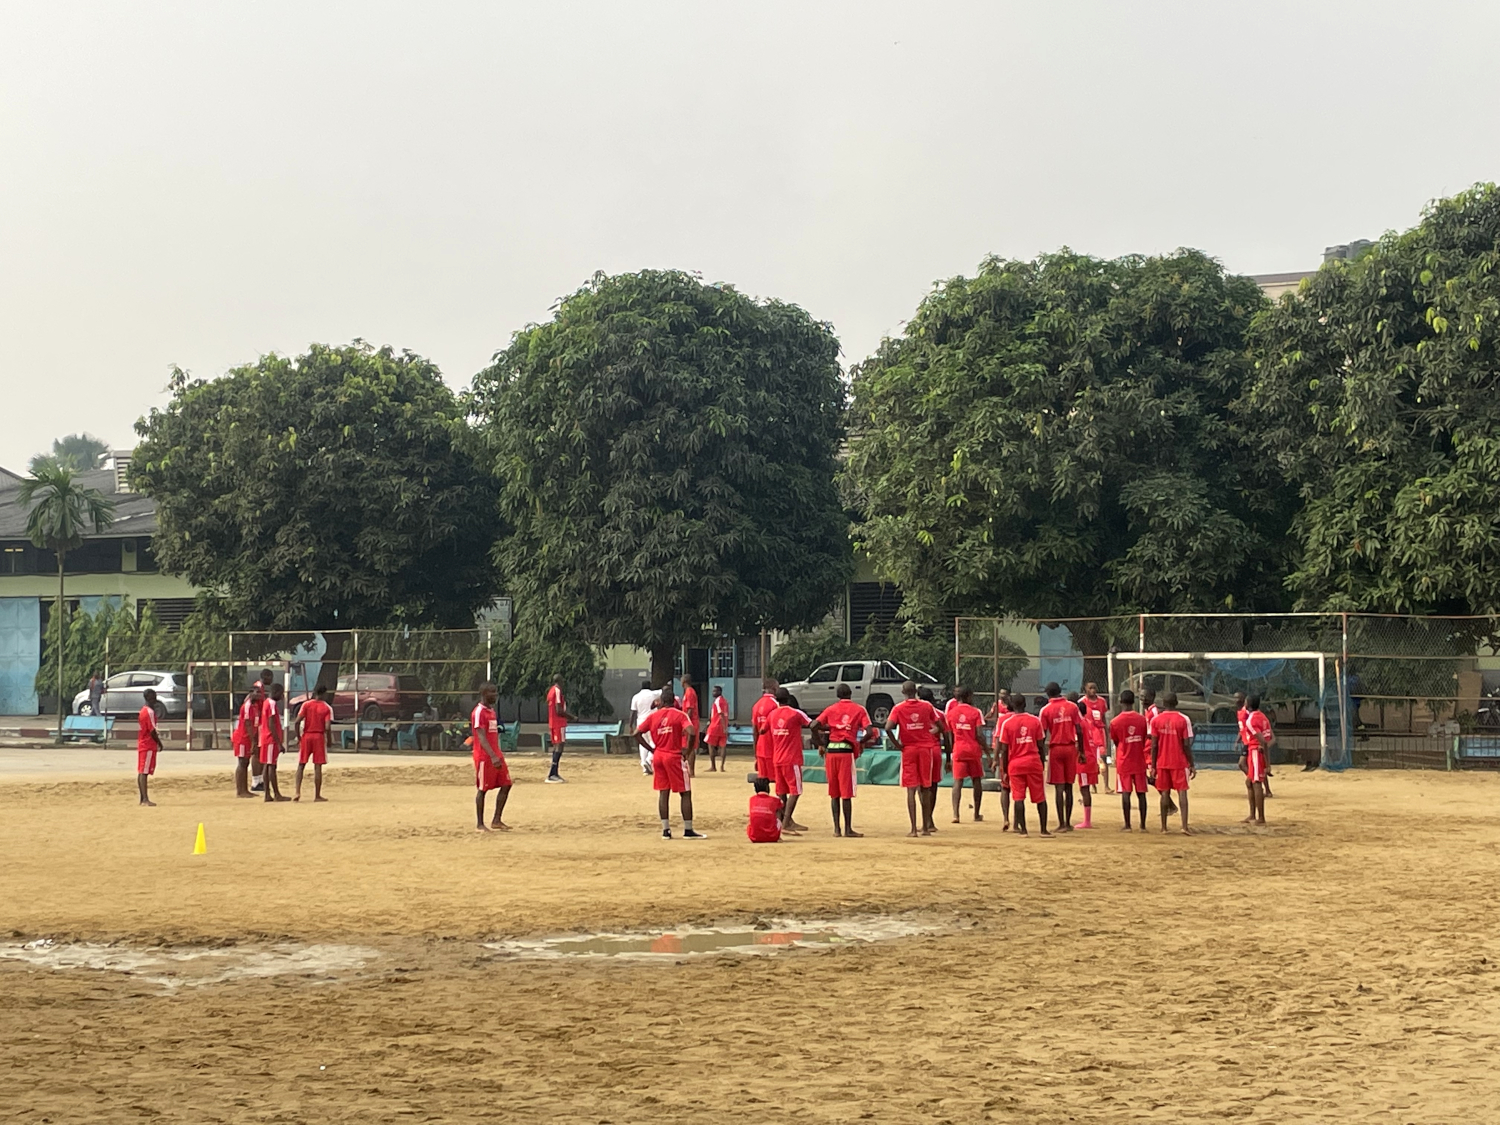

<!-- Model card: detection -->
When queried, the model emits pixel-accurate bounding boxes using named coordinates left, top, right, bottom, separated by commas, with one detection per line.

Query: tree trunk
left=650, top=645, right=677, bottom=693
left=55, top=548, right=66, bottom=740
left=315, top=631, right=347, bottom=692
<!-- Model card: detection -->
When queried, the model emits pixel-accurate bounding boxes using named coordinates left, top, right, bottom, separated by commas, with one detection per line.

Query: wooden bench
left=61, top=715, right=114, bottom=744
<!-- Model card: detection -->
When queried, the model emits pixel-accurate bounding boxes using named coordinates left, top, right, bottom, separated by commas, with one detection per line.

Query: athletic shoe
left=682, top=829, right=708, bottom=840
left=250, top=779, right=265, bottom=793
left=545, top=774, right=566, bottom=784
left=661, top=828, right=673, bottom=840
left=642, top=764, right=653, bottom=775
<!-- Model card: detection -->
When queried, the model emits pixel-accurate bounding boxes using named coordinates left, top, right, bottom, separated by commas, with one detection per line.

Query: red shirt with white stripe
left=471, top=702, right=501, bottom=762
left=1149, top=710, right=1194, bottom=771
left=1108, top=710, right=1149, bottom=774
left=137, top=705, right=158, bottom=752
left=641, top=706, right=694, bottom=758
left=1039, top=698, right=1081, bottom=747
left=768, top=705, right=811, bottom=765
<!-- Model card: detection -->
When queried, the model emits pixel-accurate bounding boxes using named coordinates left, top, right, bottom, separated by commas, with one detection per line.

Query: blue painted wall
left=0, top=597, right=40, bottom=715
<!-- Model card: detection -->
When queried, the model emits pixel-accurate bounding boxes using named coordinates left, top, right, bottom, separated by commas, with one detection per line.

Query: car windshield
left=894, top=661, right=939, bottom=685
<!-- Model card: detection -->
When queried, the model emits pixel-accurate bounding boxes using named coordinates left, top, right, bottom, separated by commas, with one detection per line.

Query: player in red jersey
left=232, top=680, right=263, bottom=799
left=984, top=689, right=1012, bottom=726
left=747, top=777, right=782, bottom=843
left=136, top=689, right=162, bottom=806
left=751, top=678, right=779, bottom=782
left=984, top=693, right=1014, bottom=828
left=998, top=694, right=1049, bottom=836
left=1235, top=691, right=1275, bottom=799
left=1039, top=683, right=1084, bottom=831
left=1108, top=689, right=1150, bottom=830
left=471, top=682, right=512, bottom=831
left=1240, top=693, right=1274, bottom=825
left=920, top=687, right=948, bottom=827
left=259, top=682, right=289, bottom=802
left=636, top=686, right=705, bottom=839
left=679, top=674, right=701, bottom=777
left=887, top=681, right=944, bottom=837
left=293, top=683, right=334, bottom=802
left=1080, top=682, right=1110, bottom=794
left=812, top=683, right=877, bottom=837
left=705, top=685, right=729, bottom=772
left=767, top=688, right=812, bottom=833
left=544, top=675, right=574, bottom=784
left=945, top=687, right=987, bottom=824
left=1139, top=687, right=1175, bottom=814
left=1148, top=691, right=1197, bottom=834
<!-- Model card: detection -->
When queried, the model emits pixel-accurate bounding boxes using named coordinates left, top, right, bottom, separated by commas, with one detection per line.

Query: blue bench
left=62, top=715, right=114, bottom=744
left=549, top=722, right=622, bottom=750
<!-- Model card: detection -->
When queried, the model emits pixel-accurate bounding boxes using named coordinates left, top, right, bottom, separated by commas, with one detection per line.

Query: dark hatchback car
left=291, top=673, right=428, bottom=721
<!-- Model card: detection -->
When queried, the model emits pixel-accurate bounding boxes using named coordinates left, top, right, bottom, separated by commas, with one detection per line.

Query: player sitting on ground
left=545, top=674, right=574, bottom=784
left=1240, top=693, right=1273, bottom=825
left=998, top=693, right=1048, bottom=836
left=232, top=679, right=262, bottom=799
left=887, top=681, right=944, bottom=838
left=946, top=687, right=986, bottom=824
left=260, top=682, right=290, bottom=803
left=1108, top=689, right=1150, bottom=830
left=137, top=688, right=162, bottom=806
left=293, top=683, right=334, bottom=802
left=1148, top=691, right=1196, bottom=834
left=747, top=777, right=782, bottom=843
left=812, top=682, right=876, bottom=838
left=471, top=682, right=512, bottom=831
left=636, top=686, right=705, bottom=840
left=705, top=685, right=729, bottom=772
left=1039, top=683, right=1085, bottom=830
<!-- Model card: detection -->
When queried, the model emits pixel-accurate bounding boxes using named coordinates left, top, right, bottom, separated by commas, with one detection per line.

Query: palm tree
left=17, top=460, right=115, bottom=738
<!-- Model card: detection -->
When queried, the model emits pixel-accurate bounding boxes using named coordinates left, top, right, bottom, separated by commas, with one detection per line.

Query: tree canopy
left=470, top=270, right=851, bottom=683
left=30, top=433, right=110, bottom=474
left=843, top=249, right=1288, bottom=627
left=1242, top=183, right=1500, bottom=615
left=132, top=342, right=500, bottom=631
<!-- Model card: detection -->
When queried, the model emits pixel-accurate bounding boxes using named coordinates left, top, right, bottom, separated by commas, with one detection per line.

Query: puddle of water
left=0, top=939, right=379, bottom=989
left=484, top=917, right=940, bottom=961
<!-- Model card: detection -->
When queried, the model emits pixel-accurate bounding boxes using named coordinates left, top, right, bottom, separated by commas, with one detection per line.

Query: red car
left=290, top=673, right=428, bottom=721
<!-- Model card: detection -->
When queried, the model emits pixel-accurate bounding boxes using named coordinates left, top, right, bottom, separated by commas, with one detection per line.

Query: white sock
left=684, top=820, right=693, bottom=833
left=661, top=818, right=670, bottom=831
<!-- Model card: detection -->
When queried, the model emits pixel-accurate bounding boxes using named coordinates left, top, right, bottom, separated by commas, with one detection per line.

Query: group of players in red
left=227, top=669, right=334, bottom=803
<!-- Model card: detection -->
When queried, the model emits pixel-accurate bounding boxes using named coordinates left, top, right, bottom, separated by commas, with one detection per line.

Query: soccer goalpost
left=184, top=659, right=296, bottom=751
left=1107, top=650, right=1329, bottom=768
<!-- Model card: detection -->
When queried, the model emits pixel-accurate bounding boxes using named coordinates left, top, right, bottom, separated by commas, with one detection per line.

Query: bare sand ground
left=2, top=752, right=1498, bottom=1123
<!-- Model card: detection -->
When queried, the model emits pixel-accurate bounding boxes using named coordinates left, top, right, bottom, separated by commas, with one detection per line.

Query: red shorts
left=232, top=733, right=254, bottom=760
left=1155, top=767, right=1189, bottom=792
left=1117, top=768, right=1148, bottom=794
left=259, top=741, right=281, bottom=766
left=929, top=746, right=943, bottom=784
left=474, top=754, right=511, bottom=791
left=900, top=748, right=935, bottom=789
left=299, top=735, right=327, bottom=765
left=755, top=751, right=774, bottom=779
left=653, top=750, right=690, bottom=793
left=706, top=728, right=727, bottom=748
left=1078, top=751, right=1100, bottom=787
left=825, top=752, right=857, bottom=799
left=1245, top=748, right=1267, bottom=784
left=773, top=760, right=802, bottom=798
left=953, top=754, right=984, bottom=780
left=136, top=747, right=157, bottom=776
left=1009, top=766, right=1044, bottom=804
left=549, top=722, right=567, bottom=746
left=1046, top=748, right=1078, bottom=786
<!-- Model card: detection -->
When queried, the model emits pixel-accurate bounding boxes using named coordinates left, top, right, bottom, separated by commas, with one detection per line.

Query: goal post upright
left=186, top=659, right=292, bottom=750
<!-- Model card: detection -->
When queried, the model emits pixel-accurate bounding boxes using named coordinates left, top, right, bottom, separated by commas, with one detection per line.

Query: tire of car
left=866, top=695, right=893, bottom=725
left=79, top=702, right=94, bottom=716
left=152, top=701, right=167, bottom=721
left=362, top=703, right=383, bottom=721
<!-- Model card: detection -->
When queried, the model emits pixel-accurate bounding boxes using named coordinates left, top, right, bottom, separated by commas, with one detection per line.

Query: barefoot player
left=260, top=682, right=290, bottom=802
left=705, top=685, right=729, bottom=772
left=812, top=683, right=876, bottom=838
left=1081, top=682, right=1110, bottom=793
left=768, top=688, right=813, bottom=833
left=1109, top=690, right=1150, bottom=830
left=1148, top=691, right=1196, bottom=834
left=986, top=693, right=1014, bottom=829
left=887, top=681, right=943, bottom=837
left=1241, top=694, right=1273, bottom=825
left=544, top=674, right=574, bottom=783
left=137, top=689, right=162, bottom=806
left=946, top=687, right=986, bottom=824
left=998, top=694, right=1048, bottom=836
left=751, top=678, right=779, bottom=783
left=472, top=682, right=512, bottom=831
left=1039, top=683, right=1083, bottom=830
left=294, top=683, right=333, bottom=802
left=636, top=686, right=704, bottom=839
left=232, top=679, right=262, bottom=799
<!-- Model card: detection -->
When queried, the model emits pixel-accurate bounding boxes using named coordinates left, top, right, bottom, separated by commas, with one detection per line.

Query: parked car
left=72, top=670, right=207, bottom=720
left=1125, top=670, right=1240, bottom=724
left=288, top=673, right=428, bottom=722
left=780, top=660, right=946, bottom=725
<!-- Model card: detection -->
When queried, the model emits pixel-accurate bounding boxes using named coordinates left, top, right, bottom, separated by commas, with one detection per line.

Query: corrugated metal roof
left=0, top=467, right=158, bottom=540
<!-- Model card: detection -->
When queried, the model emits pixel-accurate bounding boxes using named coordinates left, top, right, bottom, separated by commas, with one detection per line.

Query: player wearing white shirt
left=629, top=679, right=659, bottom=775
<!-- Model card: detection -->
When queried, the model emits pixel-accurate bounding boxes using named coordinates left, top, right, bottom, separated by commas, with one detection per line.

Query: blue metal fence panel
left=0, top=597, right=41, bottom=715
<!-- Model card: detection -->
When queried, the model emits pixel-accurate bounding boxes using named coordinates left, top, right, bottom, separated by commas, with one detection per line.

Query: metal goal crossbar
left=185, top=659, right=294, bottom=750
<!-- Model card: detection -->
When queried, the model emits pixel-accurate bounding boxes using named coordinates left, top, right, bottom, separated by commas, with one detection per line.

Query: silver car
left=72, top=670, right=204, bottom=720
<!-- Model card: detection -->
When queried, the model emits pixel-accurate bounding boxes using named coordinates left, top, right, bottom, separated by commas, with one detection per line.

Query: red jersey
left=546, top=684, right=566, bottom=724
left=707, top=694, right=729, bottom=739
left=1108, top=710, right=1150, bottom=774
left=471, top=702, right=501, bottom=762
left=747, top=792, right=783, bottom=843
left=945, top=702, right=985, bottom=757
left=999, top=712, right=1044, bottom=770
left=815, top=699, right=872, bottom=748
left=1039, top=698, right=1080, bottom=747
left=768, top=704, right=811, bottom=765
left=751, top=692, right=778, bottom=757
left=888, top=698, right=942, bottom=751
left=641, top=705, right=694, bottom=757
left=259, top=696, right=282, bottom=749
left=680, top=684, right=699, bottom=725
left=137, top=704, right=158, bottom=752
left=1245, top=709, right=1272, bottom=747
left=1081, top=694, right=1108, bottom=734
left=235, top=690, right=261, bottom=742
left=300, top=698, right=333, bottom=738
left=1149, top=710, right=1194, bottom=771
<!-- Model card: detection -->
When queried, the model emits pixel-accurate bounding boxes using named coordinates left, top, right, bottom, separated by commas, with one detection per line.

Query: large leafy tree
left=30, top=433, right=110, bottom=473
left=471, top=270, right=851, bottom=684
left=1242, top=183, right=1500, bottom=615
left=132, top=343, right=500, bottom=639
left=843, top=249, right=1289, bottom=641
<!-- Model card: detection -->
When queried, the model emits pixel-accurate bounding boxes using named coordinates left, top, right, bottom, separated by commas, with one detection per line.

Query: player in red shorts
left=1148, top=691, right=1197, bottom=834
left=1140, top=687, right=1176, bottom=814
left=747, top=777, right=783, bottom=843
left=1240, top=693, right=1274, bottom=825
left=751, top=678, right=779, bottom=783
left=232, top=680, right=263, bottom=799
left=1108, top=689, right=1150, bottom=830
left=812, top=683, right=877, bottom=837
left=471, top=682, right=513, bottom=831
left=679, top=673, right=701, bottom=777
left=705, top=685, right=729, bottom=772
left=293, top=683, right=334, bottom=802
left=998, top=694, right=1048, bottom=836
left=259, top=682, right=290, bottom=802
left=945, top=687, right=987, bottom=824
left=1039, top=683, right=1084, bottom=830
left=136, top=688, right=162, bottom=806
left=985, top=693, right=1014, bottom=829
left=887, top=680, right=944, bottom=837
left=636, top=686, right=705, bottom=839
left=1235, top=691, right=1275, bottom=799
left=1081, top=682, right=1110, bottom=794
left=767, top=688, right=813, bottom=834
left=544, top=674, right=574, bottom=784
left=920, top=687, right=948, bottom=830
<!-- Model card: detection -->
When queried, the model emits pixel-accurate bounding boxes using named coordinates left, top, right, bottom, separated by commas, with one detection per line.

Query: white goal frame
left=185, top=659, right=294, bottom=750
left=1107, top=650, right=1328, bottom=767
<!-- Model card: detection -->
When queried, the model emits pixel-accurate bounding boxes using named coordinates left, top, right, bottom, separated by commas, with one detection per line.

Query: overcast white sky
left=2, top=0, right=1497, bottom=472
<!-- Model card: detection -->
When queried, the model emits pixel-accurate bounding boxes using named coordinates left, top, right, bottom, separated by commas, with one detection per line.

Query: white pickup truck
left=779, top=660, right=946, bottom=725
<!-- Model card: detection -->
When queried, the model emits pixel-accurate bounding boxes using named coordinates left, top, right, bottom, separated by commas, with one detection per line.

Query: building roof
left=0, top=467, right=158, bottom=540
left=1251, top=271, right=1316, bottom=286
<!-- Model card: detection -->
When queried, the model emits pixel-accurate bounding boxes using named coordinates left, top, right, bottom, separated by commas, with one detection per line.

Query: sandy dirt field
left=2, top=750, right=1498, bottom=1124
